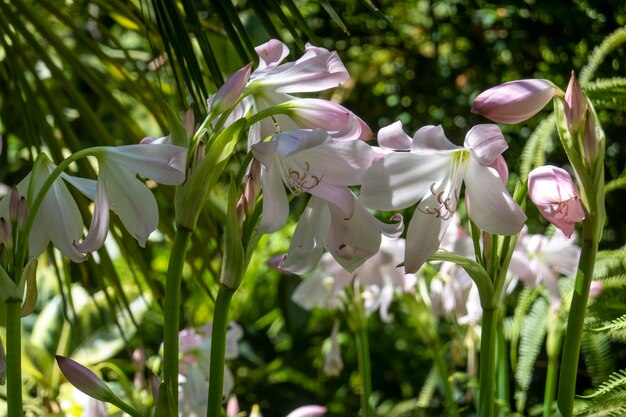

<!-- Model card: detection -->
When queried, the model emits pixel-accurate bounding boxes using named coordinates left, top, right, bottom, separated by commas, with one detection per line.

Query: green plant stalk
left=556, top=221, right=599, bottom=417
left=354, top=315, right=373, bottom=417
left=496, top=321, right=510, bottom=417
left=207, top=285, right=235, bottom=417
left=5, top=300, right=22, bottom=417
left=479, top=307, right=498, bottom=417
left=162, top=227, right=192, bottom=411
left=544, top=319, right=563, bottom=417
left=432, top=335, right=460, bottom=417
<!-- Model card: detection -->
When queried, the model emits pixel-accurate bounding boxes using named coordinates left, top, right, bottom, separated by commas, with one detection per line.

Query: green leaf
left=220, top=177, right=245, bottom=290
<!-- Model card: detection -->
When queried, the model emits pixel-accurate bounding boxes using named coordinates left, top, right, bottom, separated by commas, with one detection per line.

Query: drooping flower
left=471, top=79, right=562, bottom=124
left=509, top=228, right=581, bottom=308
left=323, top=320, right=344, bottom=376
left=72, top=143, right=187, bottom=253
left=528, top=165, right=585, bottom=238
left=361, top=122, right=526, bottom=272
left=250, top=128, right=373, bottom=234
left=232, top=40, right=370, bottom=146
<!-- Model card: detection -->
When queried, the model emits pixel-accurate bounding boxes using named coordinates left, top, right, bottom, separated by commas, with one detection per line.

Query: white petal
left=464, top=124, right=508, bottom=165
left=412, top=125, right=459, bottom=152
left=404, top=197, right=452, bottom=273
left=257, top=162, right=289, bottom=233
left=75, top=179, right=110, bottom=253
left=464, top=158, right=526, bottom=235
left=103, top=144, right=187, bottom=185
left=281, top=197, right=331, bottom=274
left=308, top=183, right=355, bottom=219
left=254, top=39, right=290, bottom=71
left=100, top=163, right=159, bottom=247
left=377, top=121, right=412, bottom=151
left=62, top=173, right=97, bottom=200
left=361, top=152, right=449, bottom=210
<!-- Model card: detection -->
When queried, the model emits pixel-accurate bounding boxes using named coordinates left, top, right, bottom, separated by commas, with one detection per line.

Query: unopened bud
left=16, top=197, right=28, bottom=231
left=583, top=111, right=600, bottom=165
left=210, top=63, right=252, bottom=115
left=323, top=320, right=343, bottom=377
left=55, top=355, right=117, bottom=403
left=564, top=71, right=586, bottom=134
left=9, top=188, right=20, bottom=223
left=0, top=218, right=12, bottom=249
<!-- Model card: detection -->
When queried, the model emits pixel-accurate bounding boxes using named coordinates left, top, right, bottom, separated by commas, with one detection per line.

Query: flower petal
left=286, top=405, right=327, bottom=417
left=377, top=121, right=412, bottom=151
left=75, top=179, right=110, bottom=253
left=254, top=39, right=290, bottom=71
left=361, top=152, right=450, bottom=210
left=464, top=158, right=526, bottom=235
left=308, top=183, right=355, bottom=219
left=103, top=144, right=187, bottom=185
left=257, top=161, right=289, bottom=233
left=464, top=124, right=508, bottom=165
left=412, top=125, right=459, bottom=152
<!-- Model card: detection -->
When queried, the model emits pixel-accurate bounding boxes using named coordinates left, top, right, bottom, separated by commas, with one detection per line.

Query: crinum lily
left=361, top=122, right=526, bottom=273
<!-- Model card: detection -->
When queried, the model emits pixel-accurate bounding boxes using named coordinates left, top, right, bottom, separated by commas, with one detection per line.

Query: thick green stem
left=432, top=336, right=459, bottom=417
left=354, top=317, right=373, bottom=417
left=206, top=286, right=234, bottom=417
left=162, top=227, right=192, bottom=411
left=496, top=321, right=510, bottom=417
left=5, top=300, right=22, bottom=417
left=556, top=228, right=599, bottom=417
left=544, top=319, right=563, bottom=417
left=479, top=307, right=498, bottom=417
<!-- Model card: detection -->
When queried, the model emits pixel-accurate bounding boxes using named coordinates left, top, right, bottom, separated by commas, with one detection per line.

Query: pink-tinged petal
left=287, top=99, right=353, bottom=132
left=226, top=395, right=240, bottom=417
left=75, top=179, right=110, bottom=253
left=99, top=163, right=159, bottom=247
left=564, top=71, right=586, bottom=132
left=257, top=163, right=289, bottom=233
left=56, top=355, right=117, bottom=403
left=281, top=197, right=331, bottom=274
left=489, top=155, right=509, bottom=184
left=377, top=121, right=412, bottom=151
left=472, top=79, right=561, bottom=124
left=275, top=128, right=329, bottom=157
left=412, top=125, right=459, bottom=152
left=250, top=138, right=279, bottom=168
left=583, top=112, right=601, bottom=164
left=255, top=39, right=290, bottom=71
left=140, top=135, right=172, bottom=145
left=464, top=159, right=526, bottom=235
left=286, top=405, right=327, bottom=417
left=528, top=165, right=585, bottom=237
left=464, top=124, right=508, bottom=165
left=361, top=152, right=450, bottom=210
left=103, top=144, right=187, bottom=185
left=404, top=197, right=452, bottom=273
left=211, top=62, right=253, bottom=114
left=308, top=183, right=355, bottom=219
left=325, top=199, right=382, bottom=272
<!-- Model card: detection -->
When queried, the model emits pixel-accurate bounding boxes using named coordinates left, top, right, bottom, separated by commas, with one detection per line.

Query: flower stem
left=496, top=321, right=510, bottom=417
left=544, top=316, right=563, bottom=417
left=432, top=335, right=459, bottom=417
left=207, top=285, right=234, bottom=417
left=354, top=316, right=373, bottom=417
left=556, top=224, right=599, bottom=417
left=479, top=307, right=498, bottom=417
left=162, top=227, right=192, bottom=411
left=5, top=300, right=22, bottom=417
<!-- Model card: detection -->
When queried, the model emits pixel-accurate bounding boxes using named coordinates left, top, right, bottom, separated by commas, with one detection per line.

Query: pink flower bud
left=55, top=355, right=117, bottom=403
left=472, top=79, right=562, bottom=124
left=16, top=197, right=28, bottom=231
left=9, top=187, right=20, bottom=223
left=210, top=62, right=253, bottom=115
left=564, top=71, right=586, bottom=133
left=0, top=218, right=12, bottom=249
left=286, top=405, right=328, bottom=417
left=583, top=111, right=600, bottom=164
left=589, top=280, right=604, bottom=299
left=528, top=165, right=585, bottom=237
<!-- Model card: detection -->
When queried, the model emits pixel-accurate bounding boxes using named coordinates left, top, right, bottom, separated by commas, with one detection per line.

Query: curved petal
left=464, top=124, right=508, bottom=165
left=281, top=197, right=331, bottom=275
left=286, top=405, right=328, bottom=417
left=360, top=152, right=450, bottom=210
left=412, top=125, right=459, bottom=152
left=100, top=163, right=159, bottom=247
left=62, top=173, right=97, bottom=200
left=75, top=179, right=110, bottom=253
left=254, top=39, right=290, bottom=71
left=464, top=159, right=526, bottom=235
left=257, top=163, right=289, bottom=233
left=377, top=121, right=412, bottom=151
left=103, top=144, right=187, bottom=185
left=404, top=196, right=452, bottom=273
left=308, top=183, right=355, bottom=219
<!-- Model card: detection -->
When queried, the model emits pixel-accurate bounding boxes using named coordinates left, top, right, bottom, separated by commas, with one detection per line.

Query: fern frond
left=605, top=177, right=626, bottom=193
left=592, top=314, right=626, bottom=332
left=510, top=287, right=540, bottom=370
left=576, top=391, right=626, bottom=417
left=416, top=366, right=439, bottom=408
left=582, top=332, right=613, bottom=387
left=519, top=114, right=555, bottom=180
left=579, top=369, right=626, bottom=399
left=593, top=250, right=626, bottom=281
left=606, top=329, right=626, bottom=343
left=580, top=27, right=626, bottom=85
left=514, top=297, right=548, bottom=413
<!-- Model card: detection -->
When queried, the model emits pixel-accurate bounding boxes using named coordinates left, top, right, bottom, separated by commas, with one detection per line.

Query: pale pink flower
left=361, top=123, right=526, bottom=272
left=564, top=71, right=586, bottom=132
left=209, top=62, right=253, bottom=115
left=286, top=405, right=327, bottom=417
left=472, top=79, right=562, bottom=124
left=528, top=165, right=585, bottom=237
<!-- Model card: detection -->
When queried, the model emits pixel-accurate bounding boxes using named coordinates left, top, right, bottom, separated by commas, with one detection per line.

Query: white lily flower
left=361, top=122, right=526, bottom=272
left=71, top=143, right=187, bottom=253
left=251, top=129, right=374, bottom=235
